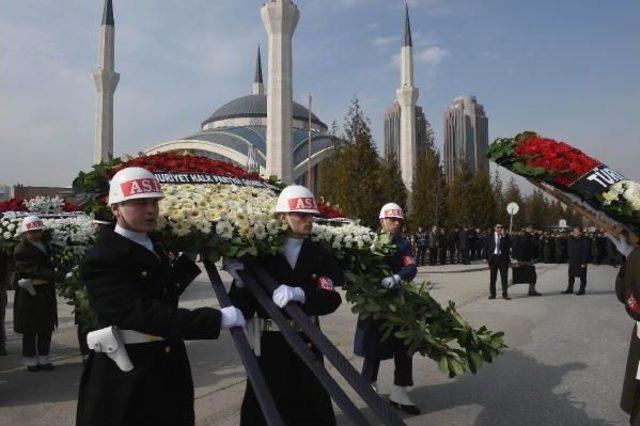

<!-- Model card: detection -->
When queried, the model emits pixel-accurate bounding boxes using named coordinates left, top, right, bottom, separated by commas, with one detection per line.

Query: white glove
left=65, top=271, right=74, bottom=279
left=606, top=233, right=634, bottom=257
left=18, top=279, right=36, bottom=296
left=380, top=274, right=402, bottom=289
left=223, top=258, right=245, bottom=288
left=220, top=306, right=246, bottom=329
left=272, top=285, right=306, bottom=308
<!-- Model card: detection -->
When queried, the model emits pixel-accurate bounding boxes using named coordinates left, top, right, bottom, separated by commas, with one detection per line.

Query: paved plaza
left=0, top=262, right=631, bottom=425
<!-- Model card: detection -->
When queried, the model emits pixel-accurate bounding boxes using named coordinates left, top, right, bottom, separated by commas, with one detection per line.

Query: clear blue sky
left=1, top=0, right=638, bottom=187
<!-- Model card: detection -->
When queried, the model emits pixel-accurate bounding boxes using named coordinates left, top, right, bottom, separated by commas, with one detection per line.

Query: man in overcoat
left=563, top=227, right=590, bottom=295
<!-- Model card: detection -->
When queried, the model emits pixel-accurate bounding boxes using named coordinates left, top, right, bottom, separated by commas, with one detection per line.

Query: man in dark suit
left=485, top=223, right=511, bottom=300
left=563, top=226, right=591, bottom=295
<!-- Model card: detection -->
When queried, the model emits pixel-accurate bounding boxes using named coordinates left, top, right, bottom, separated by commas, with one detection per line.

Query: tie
left=496, top=235, right=501, bottom=255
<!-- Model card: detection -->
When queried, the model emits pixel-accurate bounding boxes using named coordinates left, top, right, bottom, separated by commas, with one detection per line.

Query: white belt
left=119, top=330, right=164, bottom=344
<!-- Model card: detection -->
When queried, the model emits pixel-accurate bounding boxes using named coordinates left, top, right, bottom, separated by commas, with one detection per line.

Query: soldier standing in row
left=13, top=215, right=62, bottom=371
left=354, top=203, right=420, bottom=415
left=428, top=225, right=438, bottom=265
left=76, top=167, right=246, bottom=426
left=415, top=227, right=428, bottom=266
left=227, top=185, right=344, bottom=426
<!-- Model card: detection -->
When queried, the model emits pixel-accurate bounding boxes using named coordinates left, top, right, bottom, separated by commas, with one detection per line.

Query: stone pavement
left=0, top=261, right=631, bottom=425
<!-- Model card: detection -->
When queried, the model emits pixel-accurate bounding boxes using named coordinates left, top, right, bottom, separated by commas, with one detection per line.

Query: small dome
left=201, top=94, right=327, bottom=130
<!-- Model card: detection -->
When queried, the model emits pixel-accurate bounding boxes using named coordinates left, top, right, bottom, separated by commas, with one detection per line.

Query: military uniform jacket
left=354, top=233, right=417, bottom=360
left=76, top=227, right=222, bottom=426
left=13, top=238, right=58, bottom=334
left=229, top=238, right=343, bottom=426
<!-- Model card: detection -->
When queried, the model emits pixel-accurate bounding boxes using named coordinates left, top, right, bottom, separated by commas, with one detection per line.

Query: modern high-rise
left=443, top=95, right=489, bottom=183
left=383, top=102, right=428, bottom=160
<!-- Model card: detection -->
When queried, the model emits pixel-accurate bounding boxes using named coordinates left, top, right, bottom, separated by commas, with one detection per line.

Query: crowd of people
left=409, top=225, right=624, bottom=267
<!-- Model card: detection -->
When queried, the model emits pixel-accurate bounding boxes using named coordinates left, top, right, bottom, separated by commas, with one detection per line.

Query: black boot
left=561, top=287, right=573, bottom=294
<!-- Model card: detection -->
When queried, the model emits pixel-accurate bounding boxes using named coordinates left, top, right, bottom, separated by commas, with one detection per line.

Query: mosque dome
left=202, top=94, right=326, bottom=130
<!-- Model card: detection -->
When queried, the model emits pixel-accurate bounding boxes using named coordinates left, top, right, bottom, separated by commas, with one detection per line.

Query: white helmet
left=275, top=185, right=319, bottom=214
left=379, top=202, right=404, bottom=220
left=108, top=167, right=164, bottom=205
left=22, top=215, right=44, bottom=233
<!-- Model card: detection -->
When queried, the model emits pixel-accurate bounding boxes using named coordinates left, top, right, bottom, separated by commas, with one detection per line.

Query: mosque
left=92, top=0, right=420, bottom=195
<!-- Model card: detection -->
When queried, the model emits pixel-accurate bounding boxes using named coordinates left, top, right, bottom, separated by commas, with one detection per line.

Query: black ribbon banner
left=569, top=164, right=626, bottom=200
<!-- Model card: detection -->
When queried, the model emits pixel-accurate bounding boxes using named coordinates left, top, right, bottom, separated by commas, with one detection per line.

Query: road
left=0, top=261, right=631, bottom=425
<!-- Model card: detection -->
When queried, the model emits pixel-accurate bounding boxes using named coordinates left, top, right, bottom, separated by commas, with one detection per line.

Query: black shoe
left=576, top=290, right=585, bottom=296
left=528, top=291, right=542, bottom=296
left=502, top=295, right=511, bottom=300
left=389, top=400, right=421, bottom=415
left=26, top=365, right=40, bottom=372
left=561, top=289, right=573, bottom=294
left=39, top=363, right=55, bottom=371
left=488, top=295, right=496, bottom=300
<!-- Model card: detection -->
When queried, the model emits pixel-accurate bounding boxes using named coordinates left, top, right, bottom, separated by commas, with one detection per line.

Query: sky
left=0, top=0, right=639, bottom=189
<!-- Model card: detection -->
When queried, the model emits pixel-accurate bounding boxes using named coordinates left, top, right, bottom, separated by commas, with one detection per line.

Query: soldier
left=76, top=167, right=246, bottom=426
left=517, top=225, right=542, bottom=296
left=13, top=215, right=62, bottom=371
left=354, top=203, right=420, bottom=415
left=458, top=226, right=470, bottom=265
left=563, top=226, right=590, bottom=295
left=428, top=225, right=438, bottom=265
left=438, top=227, right=448, bottom=265
left=415, top=227, right=427, bottom=266
left=227, top=185, right=344, bottom=426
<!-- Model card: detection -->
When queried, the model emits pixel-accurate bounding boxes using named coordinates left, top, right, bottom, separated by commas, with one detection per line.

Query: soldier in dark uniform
left=448, top=228, right=459, bottom=264
left=354, top=202, right=420, bottom=415
left=428, top=225, right=438, bottom=265
left=438, top=227, right=448, bottom=265
left=458, top=226, right=470, bottom=265
left=227, top=185, right=343, bottom=426
left=415, top=227, right=427, bottom=266
left=13, top=215, right=62, bottom=371
left=76, top=167, right=245, bottom=426
left=562, top=226, right=591, bottom=295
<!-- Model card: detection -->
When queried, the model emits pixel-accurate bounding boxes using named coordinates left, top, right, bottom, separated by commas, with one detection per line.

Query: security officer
left=76, top=167, right=245, bottom=426
left=13, top=215, right=61, bottom=371
left=227, top=185, right=343, bottom=426
left=354, top=203, right=419, bottom=415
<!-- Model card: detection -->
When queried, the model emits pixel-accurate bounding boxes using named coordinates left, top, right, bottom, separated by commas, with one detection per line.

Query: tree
left=410, top=119, right=446, bottom=230
left=320, top=97, right=384, bottom=228
left=492, top=170, right=506, bottom=229
left=317, top=121, right=345, bottom=203
left=523, top=189, right=548, bottom=229
left=379, top=153, right=407, bottom=212
left=445, top=161, right=474, bottom=228
left=469, top=170, right=497, bottom=229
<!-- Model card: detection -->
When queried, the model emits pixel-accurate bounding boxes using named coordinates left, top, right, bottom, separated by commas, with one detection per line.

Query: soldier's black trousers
left=361, top=353, right=413, bottom=387
left=22, top=330, right=52, bottom=357
left=417, top=247, right=426, bottom=265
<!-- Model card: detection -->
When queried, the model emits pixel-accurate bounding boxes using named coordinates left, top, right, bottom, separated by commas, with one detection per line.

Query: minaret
left=261, top=0, right=299, bottom=183
left=253, top=46, right=264, bottom=95
left=92, top=0, right=120, bottom=164
left=396, top=2, right=419, bottom=207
